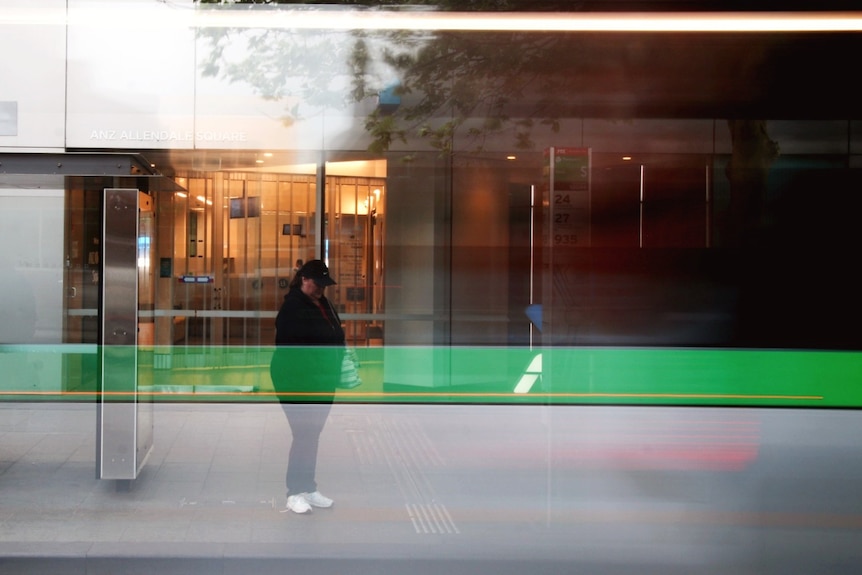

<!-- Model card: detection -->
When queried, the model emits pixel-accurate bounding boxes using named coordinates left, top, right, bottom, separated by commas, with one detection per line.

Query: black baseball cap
left=299, top=259, right=336, bottom=286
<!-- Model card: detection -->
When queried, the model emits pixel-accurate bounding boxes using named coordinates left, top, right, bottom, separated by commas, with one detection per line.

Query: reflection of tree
left=196, top=17, right=360, bottom=127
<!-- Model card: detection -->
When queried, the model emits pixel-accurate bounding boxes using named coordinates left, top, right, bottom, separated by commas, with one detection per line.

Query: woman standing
left=269, top=259, right=345, bottom=514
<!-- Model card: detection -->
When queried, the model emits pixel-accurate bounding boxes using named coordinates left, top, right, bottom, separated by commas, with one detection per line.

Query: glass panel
left=0, top=183, right=66, bottom=399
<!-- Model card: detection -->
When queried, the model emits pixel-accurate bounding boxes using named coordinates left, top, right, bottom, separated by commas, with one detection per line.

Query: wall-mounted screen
left=230, top=197, right=261, bottom=218
left=282, top=224, right=304, bottom=236
left=229, top=198, right=244, bottom=218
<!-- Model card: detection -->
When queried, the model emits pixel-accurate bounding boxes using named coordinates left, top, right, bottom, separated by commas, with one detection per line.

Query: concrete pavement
left=3, top=401, right=862, bottom=574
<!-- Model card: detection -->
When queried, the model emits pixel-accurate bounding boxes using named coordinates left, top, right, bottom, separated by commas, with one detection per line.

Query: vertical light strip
left=529, top=184, right=535, bottom=350
left=639, top=164, right=645, bottom=248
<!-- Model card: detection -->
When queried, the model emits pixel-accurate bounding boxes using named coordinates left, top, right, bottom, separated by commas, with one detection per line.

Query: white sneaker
left=285, top=494, right=312, bottom=514
left=301, top=490, right=333, bottom=508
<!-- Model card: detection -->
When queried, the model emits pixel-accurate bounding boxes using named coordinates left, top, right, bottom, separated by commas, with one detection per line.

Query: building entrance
left=159, top=165, right=386, bottom=349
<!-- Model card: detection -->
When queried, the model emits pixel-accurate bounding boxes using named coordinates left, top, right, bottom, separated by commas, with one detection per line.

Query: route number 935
left=553, top=234, right=579, bottom=245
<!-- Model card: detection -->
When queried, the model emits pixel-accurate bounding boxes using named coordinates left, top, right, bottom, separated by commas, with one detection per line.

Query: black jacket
left=269, top=287, right=346, bottom=402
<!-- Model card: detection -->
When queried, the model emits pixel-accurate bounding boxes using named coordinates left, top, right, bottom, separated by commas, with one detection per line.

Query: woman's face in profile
left=301, top=276, right=325, bottom=301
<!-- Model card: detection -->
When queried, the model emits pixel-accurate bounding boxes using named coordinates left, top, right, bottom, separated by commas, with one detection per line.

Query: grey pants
left=282, top=403, right=332, bottom=495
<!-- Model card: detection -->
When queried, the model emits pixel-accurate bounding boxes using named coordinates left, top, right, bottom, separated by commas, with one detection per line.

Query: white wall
left=0, top=0, right=67, bottom=149
left=65, top=0, right=197, bottom=149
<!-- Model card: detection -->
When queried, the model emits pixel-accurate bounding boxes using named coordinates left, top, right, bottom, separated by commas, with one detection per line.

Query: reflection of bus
left=1, top=6, right=861, bottom=400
